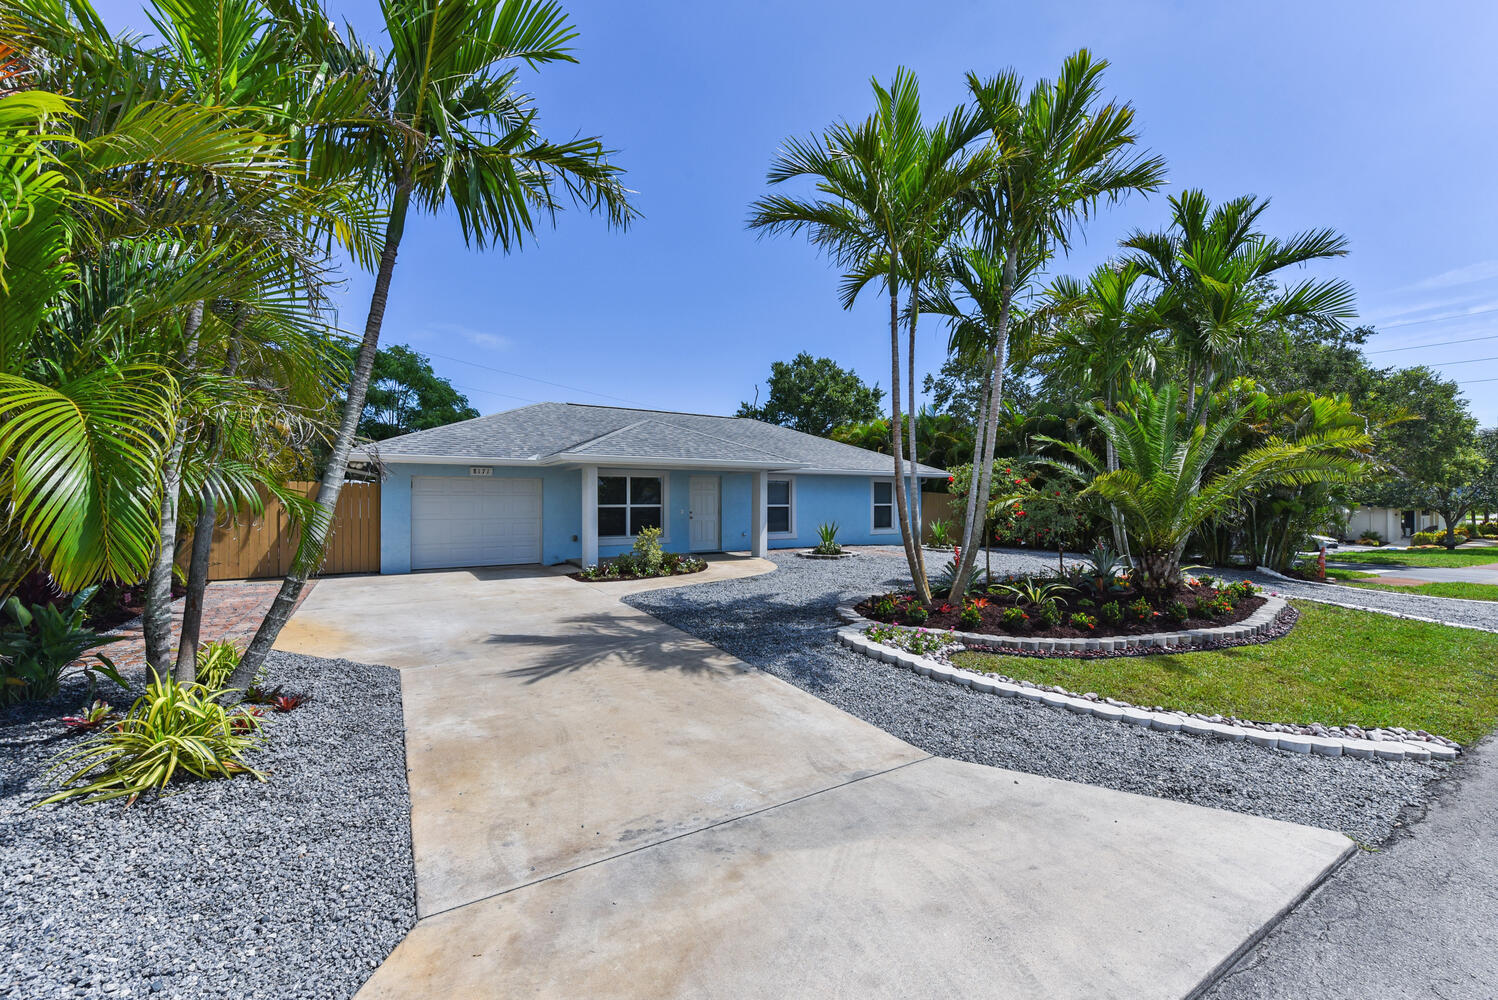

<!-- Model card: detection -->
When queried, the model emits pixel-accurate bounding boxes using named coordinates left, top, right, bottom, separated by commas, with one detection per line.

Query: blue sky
left=94, top=0, right=1498, bottom=426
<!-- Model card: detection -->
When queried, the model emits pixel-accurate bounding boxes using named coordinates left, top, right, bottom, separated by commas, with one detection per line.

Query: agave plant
left=992, top=577, right=1076, bottom=612
left=814, top=522, right=842, bottom=556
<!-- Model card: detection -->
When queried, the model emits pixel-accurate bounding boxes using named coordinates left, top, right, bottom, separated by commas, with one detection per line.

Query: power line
left=1428, top=354, right=1498, bottom=367
left=1368, top=304, right=1498, bottom=332
left=420, top=348, right=642, bottom=405
left=450, top=382, right=542, bottom=405
left=1367, top=333, right=1498, bottom=355
left=1456, top=376, right=1498, bottom=386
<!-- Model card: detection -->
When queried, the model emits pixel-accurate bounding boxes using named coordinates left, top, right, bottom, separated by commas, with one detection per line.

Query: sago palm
left=233, top=0, right=635, bottom=685
left=944, top=49, right=1167, bottom=602
left=1038, top=382, right=1370, bottom=592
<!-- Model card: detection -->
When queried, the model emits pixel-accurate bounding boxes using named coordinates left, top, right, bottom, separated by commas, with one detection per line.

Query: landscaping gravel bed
left=627, top=548, right=1444, bottom=844
left=1235, top=571, right=1498, bottom=632
left=0, top=652, right=413, bottom=1000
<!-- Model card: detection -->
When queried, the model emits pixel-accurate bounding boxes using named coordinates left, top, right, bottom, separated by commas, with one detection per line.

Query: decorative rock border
left=797, top=551, right=858, bottom=560
left=839, top=596, right=1291, bottom=657
left=833, top=604, right=1460, bottom=762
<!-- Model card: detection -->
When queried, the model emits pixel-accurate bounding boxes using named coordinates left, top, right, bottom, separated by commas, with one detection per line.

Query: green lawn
left=1330, top=548, right=1498, bottom=568
left=949, top=600, right=1498, bottom=743
left=1347, top=580, right=1498, bottom=602
left=1322, top=565, right=1379, bottom=580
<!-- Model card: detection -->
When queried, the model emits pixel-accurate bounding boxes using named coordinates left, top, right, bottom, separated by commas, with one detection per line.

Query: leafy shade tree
left=944, top=50, right=1167, bottom=602
left=921, top=343, right=1035, bottom=423
left=359, top=345, right=479, bottom=440
left=1040, top=383, right=1370, bottom=593
left=736, top=352, right=883, bottom=436
left=748, top=69, right=990, bottom=605
left=1356, top=366, right=1485, bottom=548
left=232, top=0, right=635, bottom=687
left=830, top=408, right=974, bottom=474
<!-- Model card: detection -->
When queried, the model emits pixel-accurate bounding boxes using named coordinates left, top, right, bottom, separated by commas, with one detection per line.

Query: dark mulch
left=569, top=564, right=708, bottom=583
left=857, top=582, right=1266, bottom=640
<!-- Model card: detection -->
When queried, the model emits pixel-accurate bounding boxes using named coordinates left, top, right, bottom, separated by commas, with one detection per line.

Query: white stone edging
left=832, top=604, right=1459, bottom=763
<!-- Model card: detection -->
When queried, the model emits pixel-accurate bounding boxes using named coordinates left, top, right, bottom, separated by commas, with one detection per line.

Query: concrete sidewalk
left=278, top=558, right=1353, bottom=999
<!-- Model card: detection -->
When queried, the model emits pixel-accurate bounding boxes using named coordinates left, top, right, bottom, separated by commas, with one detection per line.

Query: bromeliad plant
left=41, top=681, right=268, bottom=806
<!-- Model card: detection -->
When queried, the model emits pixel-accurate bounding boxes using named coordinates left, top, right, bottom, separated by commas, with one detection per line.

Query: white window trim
left=766, top=475, right=796, bottom=538
left=597, top=470, right=669, bottom=544
left=870, top=478, right=898, bottom=534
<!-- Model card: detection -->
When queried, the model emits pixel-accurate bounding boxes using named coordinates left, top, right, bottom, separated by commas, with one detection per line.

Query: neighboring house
left=357, top=402, right=945, bottom=574
left=1343, top=506, right=1449, bottom=542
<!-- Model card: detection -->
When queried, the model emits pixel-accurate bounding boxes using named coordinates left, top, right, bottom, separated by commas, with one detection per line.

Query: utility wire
left=420, top=348, right=642, bottom=405
left=1367, top=332, right=1498, bottom=355
left=1366, top=304, right=1498, bottom=332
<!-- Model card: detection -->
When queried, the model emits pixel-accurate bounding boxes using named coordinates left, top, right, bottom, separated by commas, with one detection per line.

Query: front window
left=872, top=480, right=894, bottom=530
left=767, top=479, right=793, bottom=534
left=599, top=475, right=662, bottom=537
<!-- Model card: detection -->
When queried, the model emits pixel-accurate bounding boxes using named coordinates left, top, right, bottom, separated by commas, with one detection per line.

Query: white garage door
left=410, top=476, right=542, bottom=570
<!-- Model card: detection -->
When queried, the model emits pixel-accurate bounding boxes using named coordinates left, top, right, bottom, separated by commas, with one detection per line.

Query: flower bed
left=856, top=576, right=1265, bottom=641
left=572, top=553, right=707, bottom=582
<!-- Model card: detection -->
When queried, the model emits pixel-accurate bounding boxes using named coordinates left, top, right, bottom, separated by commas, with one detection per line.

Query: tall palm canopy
left=748, top=68, right=992, bottom=604
left=233, top=0, right=636, bottom=685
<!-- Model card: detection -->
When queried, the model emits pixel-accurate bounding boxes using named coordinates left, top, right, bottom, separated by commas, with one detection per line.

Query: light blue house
left=357, top=402, right=944, bottom=573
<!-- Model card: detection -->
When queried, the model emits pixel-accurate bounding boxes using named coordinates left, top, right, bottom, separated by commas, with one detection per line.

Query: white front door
left=688, top=476, right=720, bottom=552
left=410, top=476, right=542, bottom=570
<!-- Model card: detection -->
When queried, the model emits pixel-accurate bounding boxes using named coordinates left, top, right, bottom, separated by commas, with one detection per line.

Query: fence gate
left=177, top=481, right=380, bottom=581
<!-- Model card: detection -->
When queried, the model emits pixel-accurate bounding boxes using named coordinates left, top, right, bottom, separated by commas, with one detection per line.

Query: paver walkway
left=99, top=579, right=315, bottom=673
left=276, top=556, right=1354, bottom=999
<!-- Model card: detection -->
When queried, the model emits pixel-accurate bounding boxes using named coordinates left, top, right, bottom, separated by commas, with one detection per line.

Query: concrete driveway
left=278, top=557, right=1353, bottom=999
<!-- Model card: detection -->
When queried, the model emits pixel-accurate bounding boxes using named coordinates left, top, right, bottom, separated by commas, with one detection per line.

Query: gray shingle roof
left=359, top=402, right=946, bottom=476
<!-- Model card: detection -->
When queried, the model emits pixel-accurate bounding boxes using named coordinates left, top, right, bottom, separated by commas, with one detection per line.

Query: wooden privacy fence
left=177, top=481, right=380, bottom=581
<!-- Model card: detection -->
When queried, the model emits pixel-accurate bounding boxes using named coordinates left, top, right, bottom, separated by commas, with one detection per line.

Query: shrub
left=1356, top=530, right=1383, bottom=545
left=1000, top=606, right=1029, bottom=628
left=864, top=624, right=950, bottom=656
left=904, top=602, right=930, bottom=625
left=1126, top=597, right=1154, bottom=622
left=41, top=681, right=268, bottom=806
left=814, top=522, right=842, bottom=556
left=1035, top=603, right=1062, bottom=628
left=1100, top=601, right=1123, bottom=625
left=959, top=601, right=983, bottom=629
left=1164, top=600, right=1189, bottom=623
left=1480, top=522, right=1498, bottom=537
left=1, top=586, right=127, bottom=705
left=1069, top=611, right=1097, bottom=630
left=1411, top=530, right=1447, bottom=546
left=870, top=594, right=900, bottom=619
left=631, top=526, right=664, bottom=574
left=1226, top=579, right=1257, bottom=601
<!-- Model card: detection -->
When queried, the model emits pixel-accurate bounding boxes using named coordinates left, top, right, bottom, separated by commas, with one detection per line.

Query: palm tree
left=1038, top=382, right=1370, bottom=592
left=1031, top=262, right=1163, bottom=556
left=944, top=50, right=1167, bottom=602
left=1121, top=190, right=1356, bottom=416
left=231, top=0, right=635, bottom=686
left=748, top=69, right=989, bottom=604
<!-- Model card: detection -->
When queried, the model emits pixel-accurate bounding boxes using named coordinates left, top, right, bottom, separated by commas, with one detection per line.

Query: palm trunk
left=230, top=186, right=411, bottom=689
left=950, top=244, right=1016, bottom=600
left=143, top=301, right=204, bottom=683
left=175, top=331, right=244, bottom=684
left=952, top=351, right=994, bottom=594
left=904, top=283, right=927, bottom=590
left=887, top=272, right=931, bottom=606
left=1104, top=381, right=1130, bottom=562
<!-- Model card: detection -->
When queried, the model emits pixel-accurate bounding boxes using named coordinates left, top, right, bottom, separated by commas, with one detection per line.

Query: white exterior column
left=750, top=470, right=768, bottom=558
left=581, top=464, right=599, bottom=567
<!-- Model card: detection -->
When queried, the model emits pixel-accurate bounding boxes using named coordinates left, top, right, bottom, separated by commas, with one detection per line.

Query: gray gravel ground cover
left=626, top=548, right=1445, bottom=845
left=0, top=652, right=413, bottom=1000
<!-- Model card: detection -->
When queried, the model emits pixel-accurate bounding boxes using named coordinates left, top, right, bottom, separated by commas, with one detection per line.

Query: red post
left=1318, top=545, right=1327, bottom=581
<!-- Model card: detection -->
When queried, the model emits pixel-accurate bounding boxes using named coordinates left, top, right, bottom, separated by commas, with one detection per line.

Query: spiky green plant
left=41, top=681, right=267, bottom=806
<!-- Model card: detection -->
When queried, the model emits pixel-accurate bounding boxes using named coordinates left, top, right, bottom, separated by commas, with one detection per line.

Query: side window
left=767, top=479, right=793, bottom=534
left=872, top=480, right=893, bottom=530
